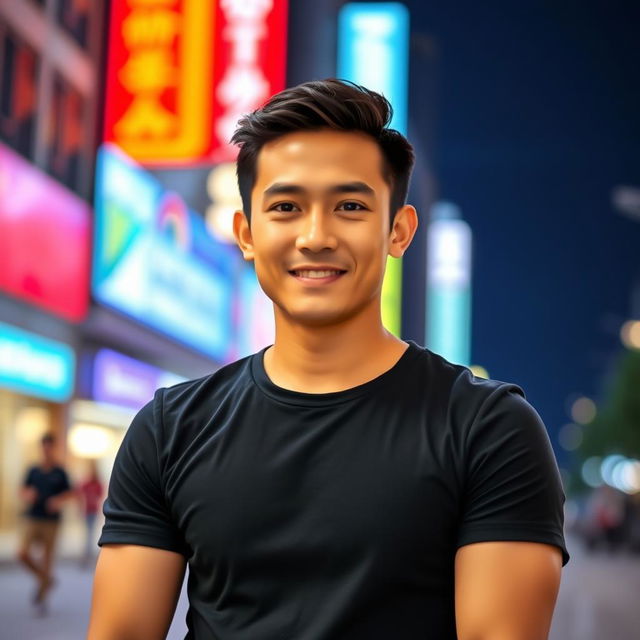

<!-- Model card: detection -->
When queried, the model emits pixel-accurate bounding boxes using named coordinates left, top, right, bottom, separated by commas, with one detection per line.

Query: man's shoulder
left=156, top=351, right=258, bottom=419
left=414, top=344, right=526, bottom=424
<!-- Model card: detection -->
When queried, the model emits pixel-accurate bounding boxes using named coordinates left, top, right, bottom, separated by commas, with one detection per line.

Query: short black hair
left=230, top=78, right=415, bottom=228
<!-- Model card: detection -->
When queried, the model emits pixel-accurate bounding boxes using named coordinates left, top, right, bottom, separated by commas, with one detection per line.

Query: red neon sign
left=103, top=0, right=288, bottom=165
left=0, top=143, right=90, bottom=321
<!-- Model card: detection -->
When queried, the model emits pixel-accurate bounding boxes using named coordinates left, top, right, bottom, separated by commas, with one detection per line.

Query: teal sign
left=426, top=203, right=472, bottom=366
left=0, top=322, right=75, bottom=402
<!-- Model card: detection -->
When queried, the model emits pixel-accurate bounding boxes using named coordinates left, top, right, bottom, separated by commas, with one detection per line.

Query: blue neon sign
left=338, top=3, right=410, bottom=134
left=0, top=322, right=75, bottom=402
left=93, top=144, right=239, bottom=362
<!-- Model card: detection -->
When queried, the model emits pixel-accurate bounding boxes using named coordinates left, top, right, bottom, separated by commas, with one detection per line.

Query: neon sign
left=0, top=142, right=90, bottom=321
left=104, top=0, right=288, bottom=165
left=0, top=322, right=75, bottom=402
left=93, top=144, right=238, bottom=361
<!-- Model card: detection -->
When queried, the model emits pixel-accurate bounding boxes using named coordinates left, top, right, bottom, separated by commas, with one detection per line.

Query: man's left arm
left=455, top=540, right=562, bottom=640
left=454, top=385, right=569, bottom=639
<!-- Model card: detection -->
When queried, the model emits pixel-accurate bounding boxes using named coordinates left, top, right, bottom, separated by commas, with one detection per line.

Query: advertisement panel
left=426, top=203, right=472, bottom=366
left=0, top=142, right=90, bottom=321
left=92, top=348, right=186, bottom=411
left=0, top=322, right=75, bottom=402
left=235, top=264, right=275, bottom=358
left=103, top=0, right=288, bottom=165
left=93, top=144, right=238, bottom=362
left=209, top=0, right=288, bottom=163
left=337, top=3, right=410, bottom=337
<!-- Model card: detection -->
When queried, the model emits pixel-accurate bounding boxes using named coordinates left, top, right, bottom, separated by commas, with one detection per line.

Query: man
left=18, top=432, right=73, bottom=612
left=88, top=79, right=569, bottom=639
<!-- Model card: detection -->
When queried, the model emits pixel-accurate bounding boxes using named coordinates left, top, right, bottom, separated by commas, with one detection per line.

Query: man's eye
left=337, top=201, right=366, bottom=212
left=271, top=202, right=298, bottom=213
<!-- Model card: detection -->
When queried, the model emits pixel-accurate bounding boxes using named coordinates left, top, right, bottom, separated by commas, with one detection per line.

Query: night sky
left=407, top=1, right=640, bottom=467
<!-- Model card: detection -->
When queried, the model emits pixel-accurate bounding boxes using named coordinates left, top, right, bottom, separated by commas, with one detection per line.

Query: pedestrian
left=78, top=460, right=104, bottom=566
left=17, top=432, right=74, bottom=614
left=88, top=79, right=569, bottom=639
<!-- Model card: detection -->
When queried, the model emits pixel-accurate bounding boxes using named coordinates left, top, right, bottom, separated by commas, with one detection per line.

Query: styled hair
left=230, top=79, right=415, bottom=227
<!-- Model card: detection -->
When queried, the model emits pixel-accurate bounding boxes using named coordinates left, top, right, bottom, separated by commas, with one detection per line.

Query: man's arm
left=45, top=489, right=76, bottom=514
left=455, top=541, right=562, bottom=640
left=87, top=544, right=186, bottom=640
left=19, top=468, right=37, bottom=503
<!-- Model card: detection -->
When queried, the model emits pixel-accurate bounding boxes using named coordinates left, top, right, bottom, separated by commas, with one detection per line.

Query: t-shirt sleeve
left=457, top=386, right=570, bottom=566
left=98, top=390, right=187, bottom=555
left=60, top=468, right=71, bottom=492
left=23, top=467, right=35, bottom=487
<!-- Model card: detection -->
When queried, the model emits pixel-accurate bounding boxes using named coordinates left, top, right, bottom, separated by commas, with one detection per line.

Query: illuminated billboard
left=0, top=322, right=75, bottom=402
left=0, top=142, right=90, bottom=321
left=337, top=3, right=410, bottom=337
left=92, top=348, right=186, bottom=411
left=103, top=0, right=288, bottom=165
left=235, top=264, right=275, bottom=359
left=426, top=203, right=472, bottom=366
left=93, top=144, right=238, bottom=361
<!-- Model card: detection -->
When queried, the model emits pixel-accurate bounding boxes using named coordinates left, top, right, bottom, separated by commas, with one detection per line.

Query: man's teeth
left=294, top=270, right=343, bottom=278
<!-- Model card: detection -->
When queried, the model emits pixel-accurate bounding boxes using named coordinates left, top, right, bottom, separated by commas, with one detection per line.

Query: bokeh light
left=68, top=424, right=115, bottom=459
left=570, top=396, right=596, bottom=424
left=469, top=365, right=489, bottom=379
left=558, top=423, right=583, bottom=451
left=620, top=319, right=640, bottom=350
left=581, top=456, right=603, bottom=488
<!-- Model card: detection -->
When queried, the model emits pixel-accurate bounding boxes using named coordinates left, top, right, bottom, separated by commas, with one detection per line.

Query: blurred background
left=0, top=0, right=639, bottom=638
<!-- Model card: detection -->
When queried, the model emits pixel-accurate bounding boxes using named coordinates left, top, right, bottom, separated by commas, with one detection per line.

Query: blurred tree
left=581, top=348, right=640, bottom=459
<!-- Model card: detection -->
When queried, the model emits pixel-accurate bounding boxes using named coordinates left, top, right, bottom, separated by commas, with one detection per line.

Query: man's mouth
left=289, top=269, right=346, bottom=279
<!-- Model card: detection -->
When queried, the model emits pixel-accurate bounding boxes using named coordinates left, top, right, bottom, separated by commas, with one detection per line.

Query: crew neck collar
left=250, top=340, right=423, bottom=407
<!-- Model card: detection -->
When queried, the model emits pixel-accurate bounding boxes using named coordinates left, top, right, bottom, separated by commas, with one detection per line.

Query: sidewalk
left=0, top=559, right=189, bottom=640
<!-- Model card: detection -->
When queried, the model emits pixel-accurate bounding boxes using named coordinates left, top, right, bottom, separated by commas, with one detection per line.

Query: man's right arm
left=19, top=467, right=37, bottom=504
left=87, top=544, right=186, bottom=640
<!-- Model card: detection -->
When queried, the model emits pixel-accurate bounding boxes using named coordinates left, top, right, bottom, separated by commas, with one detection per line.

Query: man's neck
left=264, top=303, right=408, bottom=393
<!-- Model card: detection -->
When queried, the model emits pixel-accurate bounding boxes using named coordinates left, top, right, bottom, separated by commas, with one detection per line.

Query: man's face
left=41, top=439, right=55, bottom=463
left=237, top=129, right=399, bottom=327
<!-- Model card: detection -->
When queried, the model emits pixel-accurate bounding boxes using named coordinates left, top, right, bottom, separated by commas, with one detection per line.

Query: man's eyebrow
left=263, top=181, right=375, bottom=198
left=263, top=183, right=307, bottom=197
left=330, top=181, right=375, bottom=196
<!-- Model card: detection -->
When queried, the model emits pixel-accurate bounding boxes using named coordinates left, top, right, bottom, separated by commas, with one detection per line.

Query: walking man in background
left=17, top=432, right=74, bottom=613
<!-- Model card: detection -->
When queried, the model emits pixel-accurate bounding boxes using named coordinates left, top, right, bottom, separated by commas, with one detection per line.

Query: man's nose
left=295, top=209, right=338, bottom=252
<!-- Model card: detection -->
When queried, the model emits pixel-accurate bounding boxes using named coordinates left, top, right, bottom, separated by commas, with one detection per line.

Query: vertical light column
left=426, top=202, right=472, bottom=366
left=337, top=3, right=410, bottom=337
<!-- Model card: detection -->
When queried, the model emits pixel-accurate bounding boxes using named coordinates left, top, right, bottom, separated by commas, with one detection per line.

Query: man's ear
left=233, top=209, right=254, bottom=261
left=388, top=204, right=418, bottom=258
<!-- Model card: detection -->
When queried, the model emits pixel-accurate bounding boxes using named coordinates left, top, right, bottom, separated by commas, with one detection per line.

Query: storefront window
left=43, top=73, right=86, bottom=192
left=0, top=27, right=38, bottom=160
left=56, top=0, right=90, bottom=49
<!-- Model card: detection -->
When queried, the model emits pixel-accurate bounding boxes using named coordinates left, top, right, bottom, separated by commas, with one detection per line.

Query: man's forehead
left=254, top=129, right=387, bottom=189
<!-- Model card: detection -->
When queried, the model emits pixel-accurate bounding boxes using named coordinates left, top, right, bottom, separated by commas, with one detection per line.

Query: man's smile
left=288, top=267, right=348, bottom=284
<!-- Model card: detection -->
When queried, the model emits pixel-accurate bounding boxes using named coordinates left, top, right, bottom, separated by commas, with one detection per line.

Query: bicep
left=87, top=544, right=186, bottom=640
left=455, top=541, right=562, bottom=640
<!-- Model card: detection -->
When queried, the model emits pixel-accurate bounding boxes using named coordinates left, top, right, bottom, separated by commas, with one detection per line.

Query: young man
left=18, top=432, right=74, bottom=613
left=88, top=79, right=569, bottom=639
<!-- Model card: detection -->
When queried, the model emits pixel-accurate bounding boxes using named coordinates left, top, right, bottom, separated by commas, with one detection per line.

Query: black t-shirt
left=24, top=465, right=71, bottom=521
left=99, top=341, right=569, bottom=639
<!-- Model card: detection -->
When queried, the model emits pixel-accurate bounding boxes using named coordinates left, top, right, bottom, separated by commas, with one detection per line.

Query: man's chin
left=277, top=304, right=354, bottom=328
